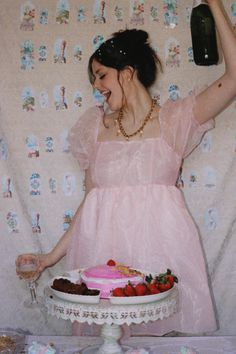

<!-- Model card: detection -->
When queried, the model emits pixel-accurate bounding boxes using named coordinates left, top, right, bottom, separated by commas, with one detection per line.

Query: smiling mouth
left=101, top=90, right=111, bottom=102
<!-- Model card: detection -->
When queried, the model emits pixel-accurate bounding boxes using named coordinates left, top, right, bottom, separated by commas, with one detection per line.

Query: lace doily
left=44, top=286, right=178, bottom=326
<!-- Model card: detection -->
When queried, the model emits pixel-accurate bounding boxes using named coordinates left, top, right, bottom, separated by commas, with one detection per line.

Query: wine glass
left=16, top=254, right=43, bottom=309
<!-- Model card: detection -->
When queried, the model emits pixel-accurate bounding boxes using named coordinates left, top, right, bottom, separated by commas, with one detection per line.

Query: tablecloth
left=23, top=335, right=236, bottom=354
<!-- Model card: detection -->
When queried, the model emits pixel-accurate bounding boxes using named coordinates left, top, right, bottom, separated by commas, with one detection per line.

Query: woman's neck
left=121, top=86, right=153, bottom=127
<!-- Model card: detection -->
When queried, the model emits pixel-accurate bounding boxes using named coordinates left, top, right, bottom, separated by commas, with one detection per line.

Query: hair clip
left=108, top=39, right=115, bottom=48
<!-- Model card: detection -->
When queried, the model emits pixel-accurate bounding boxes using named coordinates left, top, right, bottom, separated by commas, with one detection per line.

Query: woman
left=17, top=0, right=236, bottom=336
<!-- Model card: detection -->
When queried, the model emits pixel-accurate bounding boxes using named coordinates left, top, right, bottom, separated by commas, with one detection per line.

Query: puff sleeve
left=160, top=90, right=215, bottom=158
left=68, top=106, right=101, bottom=170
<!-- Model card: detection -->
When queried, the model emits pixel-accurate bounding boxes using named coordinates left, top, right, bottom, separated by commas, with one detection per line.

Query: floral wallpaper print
left=0, top=0, right=235, bottom=336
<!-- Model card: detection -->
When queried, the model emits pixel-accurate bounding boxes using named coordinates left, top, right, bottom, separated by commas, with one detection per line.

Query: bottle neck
left=193, top=0, right=208, bottom=8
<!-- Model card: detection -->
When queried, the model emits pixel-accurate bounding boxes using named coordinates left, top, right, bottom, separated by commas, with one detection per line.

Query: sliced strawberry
left=107, top=259, right=116, bottom=266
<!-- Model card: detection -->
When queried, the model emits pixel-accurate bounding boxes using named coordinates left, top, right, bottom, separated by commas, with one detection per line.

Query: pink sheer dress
left=67, top=92, right=217, bottom=335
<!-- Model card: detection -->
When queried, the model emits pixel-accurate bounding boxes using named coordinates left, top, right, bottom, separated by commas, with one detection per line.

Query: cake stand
left=44, top=285, right=178, bottom=354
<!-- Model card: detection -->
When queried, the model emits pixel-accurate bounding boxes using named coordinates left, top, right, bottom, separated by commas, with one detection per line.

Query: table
left=44, top=285, right=178, bottom=353
left=23, top=335, right=236, bottom=354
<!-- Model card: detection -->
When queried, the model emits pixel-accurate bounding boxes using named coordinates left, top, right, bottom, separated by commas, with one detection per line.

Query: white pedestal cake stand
left=44, top=286, right=178, bottom=354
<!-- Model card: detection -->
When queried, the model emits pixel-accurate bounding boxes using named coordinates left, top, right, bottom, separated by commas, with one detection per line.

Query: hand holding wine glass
left=16, top=254, right=42, bottom=308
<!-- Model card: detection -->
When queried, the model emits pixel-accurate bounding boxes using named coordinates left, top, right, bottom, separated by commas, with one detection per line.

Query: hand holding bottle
left=190, top=0, right=219, bottom=66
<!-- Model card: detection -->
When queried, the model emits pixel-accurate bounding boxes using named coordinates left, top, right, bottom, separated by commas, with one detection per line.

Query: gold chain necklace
left=115, top=99, right=156, bottom=141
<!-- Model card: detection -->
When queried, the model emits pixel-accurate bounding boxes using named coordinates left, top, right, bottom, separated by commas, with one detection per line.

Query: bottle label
left=193, top=0, right=208, bottom=8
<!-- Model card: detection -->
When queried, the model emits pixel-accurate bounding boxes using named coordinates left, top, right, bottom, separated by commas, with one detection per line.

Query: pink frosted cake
left=81, top=260, right=144, bottom=298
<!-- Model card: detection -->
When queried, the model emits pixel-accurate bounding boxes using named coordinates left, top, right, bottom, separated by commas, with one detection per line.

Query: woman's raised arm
left=193, top=0, right=236, bottom=124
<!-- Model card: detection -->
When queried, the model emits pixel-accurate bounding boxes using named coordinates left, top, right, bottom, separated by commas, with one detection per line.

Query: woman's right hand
left=37, top=253, right=54, bottom=272
left=16, top=253, right=54, bottom=275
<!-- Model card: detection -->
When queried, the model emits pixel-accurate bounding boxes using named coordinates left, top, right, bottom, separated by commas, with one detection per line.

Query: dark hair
left=88, top=29, right=161, bottom=88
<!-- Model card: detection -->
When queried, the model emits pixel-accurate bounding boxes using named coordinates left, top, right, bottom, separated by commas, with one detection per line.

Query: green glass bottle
left=191, top=0, right=219, bottom=65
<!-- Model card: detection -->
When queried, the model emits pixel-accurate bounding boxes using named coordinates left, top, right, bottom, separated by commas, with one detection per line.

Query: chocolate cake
left=52, top=278, right=99, bottom=296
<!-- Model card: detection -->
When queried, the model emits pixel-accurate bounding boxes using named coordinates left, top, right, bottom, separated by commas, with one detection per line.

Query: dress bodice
left=68, top=91, right=214, bottom=189
left=91, top=138, right=182, bottom=188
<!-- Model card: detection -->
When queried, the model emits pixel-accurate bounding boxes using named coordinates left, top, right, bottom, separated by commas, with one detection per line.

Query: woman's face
left=91, top=59, right=123, bottom=111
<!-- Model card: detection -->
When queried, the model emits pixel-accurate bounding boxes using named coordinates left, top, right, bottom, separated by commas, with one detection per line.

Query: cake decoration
left=107, top=259, right=116, bottom=266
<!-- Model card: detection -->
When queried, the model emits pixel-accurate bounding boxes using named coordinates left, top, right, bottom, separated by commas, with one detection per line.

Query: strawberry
left=112, top=287, right=125, bottom=297
left=164, top=269, right=178, bottom=284
left=107, top=259, right=116, bottom=266
left=158, top=281, right=172, bottom=292
left=135, top=283, right=148, bottom=296
left=147, top=283, right=161, bottom=295
left=155, top=269, right=178, bottom=292
left=151, top=278, right=158, bottom=286
left=156, top=269, right=178, bottom=287
left=145, top=274, right=153, bottom=284
left=165, top=274, right=175, bottom=287
left=124, top=282, right=136, bottom=297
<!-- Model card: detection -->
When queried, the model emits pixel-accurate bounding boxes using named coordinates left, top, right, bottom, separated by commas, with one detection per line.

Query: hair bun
left=113, top=29, right=149, bottom=48
left=88, top=27, right=160, bottom=88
